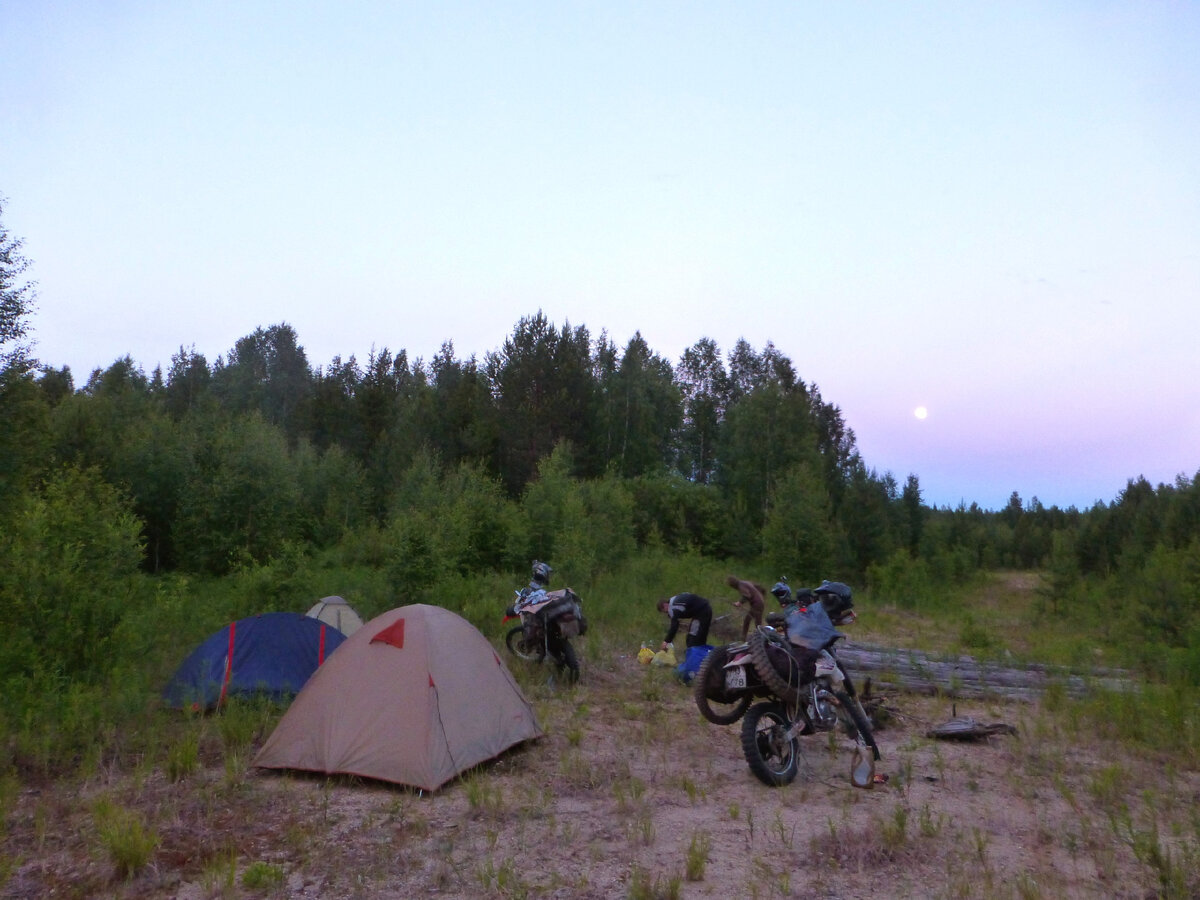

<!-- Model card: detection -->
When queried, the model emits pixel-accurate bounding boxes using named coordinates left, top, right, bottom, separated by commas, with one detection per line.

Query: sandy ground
left=4, top=648, right=1198, bottom=899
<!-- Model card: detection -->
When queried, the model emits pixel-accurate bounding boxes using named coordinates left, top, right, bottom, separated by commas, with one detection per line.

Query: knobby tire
left=740, top=701, right=800, bottom=787
left=693, top=645, right=752, bottom=725
left=551, top=637, right=580, bottom=684
left=505, top=625, right=545, bottom=663
left=748, top=629, right=801, bottom=703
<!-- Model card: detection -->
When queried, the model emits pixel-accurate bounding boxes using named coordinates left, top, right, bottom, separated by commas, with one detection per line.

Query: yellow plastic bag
left=652, top=646, right=677, bottom=667
left=637, top=644, right=655, bottom=665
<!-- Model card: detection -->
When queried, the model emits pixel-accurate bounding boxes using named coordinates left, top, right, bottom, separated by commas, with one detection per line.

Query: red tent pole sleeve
left=218, top=620, right=236, bottom=707
left=318, top=625, right=326, bottom=665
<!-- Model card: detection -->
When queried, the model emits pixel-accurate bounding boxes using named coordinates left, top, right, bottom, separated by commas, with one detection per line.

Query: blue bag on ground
left=677, top=644, right=713, bottom=683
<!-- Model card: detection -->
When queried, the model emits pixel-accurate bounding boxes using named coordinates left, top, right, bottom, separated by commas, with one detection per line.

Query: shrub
left=92, top=796, right=159, bottom=879
left=867, top=549, right=935, bottom=610
left=0, top=466, right=144, bottom=685
left=242, top=861, right=285, bottom=891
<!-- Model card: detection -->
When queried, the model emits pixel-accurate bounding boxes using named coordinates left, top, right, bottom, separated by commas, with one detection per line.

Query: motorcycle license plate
left=724, top=666, right=747, bottom=690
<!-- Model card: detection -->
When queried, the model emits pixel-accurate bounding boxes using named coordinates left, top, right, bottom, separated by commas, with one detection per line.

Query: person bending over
left=657, top=593, right=713, bottom=650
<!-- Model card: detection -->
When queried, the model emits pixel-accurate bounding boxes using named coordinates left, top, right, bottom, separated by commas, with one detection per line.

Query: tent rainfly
left=254, top=604, right=543, bottom=791
left=305, top=595, right=364, bottom=636
left=163, top=612, right=346, bottom=711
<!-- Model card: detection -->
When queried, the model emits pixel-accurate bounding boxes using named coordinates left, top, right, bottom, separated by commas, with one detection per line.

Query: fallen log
left=926, top=715, right=1018, bottom=740
left=838, top=641, right=1133, bottom=702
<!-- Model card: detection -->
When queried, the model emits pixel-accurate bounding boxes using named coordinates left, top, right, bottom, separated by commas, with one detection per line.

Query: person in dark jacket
left=657, top=593, right=713, bottom=650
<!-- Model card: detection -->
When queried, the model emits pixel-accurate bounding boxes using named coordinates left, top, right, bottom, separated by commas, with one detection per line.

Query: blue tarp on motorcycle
left=677, top=644, right=713, bottom=684
left=784, top=602, right=843, bottom=651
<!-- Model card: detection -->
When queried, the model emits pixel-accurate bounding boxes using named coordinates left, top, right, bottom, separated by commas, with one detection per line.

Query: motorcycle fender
left=724, top=653, right=752, bottom=669
left=555, top=614, right=581, bottom=638
left=815, top=650, right=839, bottom=678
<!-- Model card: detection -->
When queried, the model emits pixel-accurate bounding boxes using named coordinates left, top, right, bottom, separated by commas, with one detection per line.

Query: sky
left=2, top=2, right=1198, bottom=512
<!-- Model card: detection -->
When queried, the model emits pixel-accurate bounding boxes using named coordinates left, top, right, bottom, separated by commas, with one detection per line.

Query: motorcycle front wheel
left=505, top=625, right=545, bottom=662
left=740, top=701, right=800, bottom=786
left=693, top=645, right=752, bottom=725
left=833, top=688, right=881, bottom=761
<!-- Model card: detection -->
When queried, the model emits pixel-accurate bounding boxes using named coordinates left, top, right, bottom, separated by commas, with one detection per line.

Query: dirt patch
left=3, top=651, right=1196, bottom=899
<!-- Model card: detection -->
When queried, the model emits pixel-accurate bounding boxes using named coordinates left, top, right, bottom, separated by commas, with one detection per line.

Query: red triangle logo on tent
left=371, top=619, right=405, bottom=649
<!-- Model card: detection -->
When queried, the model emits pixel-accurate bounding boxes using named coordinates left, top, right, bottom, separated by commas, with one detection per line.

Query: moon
left=914, top=406, right=928, bottom=420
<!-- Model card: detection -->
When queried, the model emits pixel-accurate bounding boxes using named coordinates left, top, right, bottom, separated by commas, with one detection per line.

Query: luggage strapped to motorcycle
left=535, top=588, right=587, bottom=638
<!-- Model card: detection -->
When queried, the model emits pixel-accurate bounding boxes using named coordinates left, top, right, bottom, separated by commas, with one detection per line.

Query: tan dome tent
left=254, top=604, right=543, bottom=791
left=304, top=595, right=364, bottom=636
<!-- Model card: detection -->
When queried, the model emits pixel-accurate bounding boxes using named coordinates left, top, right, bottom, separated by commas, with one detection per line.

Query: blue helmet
left=770, top=578, right=792, bottom=604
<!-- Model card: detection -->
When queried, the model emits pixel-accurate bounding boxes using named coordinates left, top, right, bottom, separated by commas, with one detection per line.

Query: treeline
left=3, top=193, right=1200, bottom=700
left=6, top=316, right=922, bottom=579
left=3, top=315, right=1199, bottom=593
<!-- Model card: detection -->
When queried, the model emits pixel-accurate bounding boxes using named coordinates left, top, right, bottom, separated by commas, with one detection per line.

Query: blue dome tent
left=163, top=612, right=347, bottom=711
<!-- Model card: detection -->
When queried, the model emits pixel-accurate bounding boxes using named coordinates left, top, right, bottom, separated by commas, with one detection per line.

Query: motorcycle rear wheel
left=693, top=645, right=753, bottom=725
left=505, top=625, right=545, bottom=662
left=550, top=638, right=580, bottom=684
left=740, top=701, right=800, bottom=786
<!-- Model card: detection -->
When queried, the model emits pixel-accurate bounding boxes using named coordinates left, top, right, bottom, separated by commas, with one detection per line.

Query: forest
left=2, top=200, right=1199, bottom=778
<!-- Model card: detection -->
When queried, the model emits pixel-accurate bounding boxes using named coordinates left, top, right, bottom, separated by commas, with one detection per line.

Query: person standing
left=725, top=575, right=766, bottom=639
left=657, top=593, right=713, bottom=650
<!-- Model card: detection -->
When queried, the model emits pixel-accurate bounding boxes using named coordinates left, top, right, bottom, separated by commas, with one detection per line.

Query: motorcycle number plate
left=725, top=666, right=747, bottom=690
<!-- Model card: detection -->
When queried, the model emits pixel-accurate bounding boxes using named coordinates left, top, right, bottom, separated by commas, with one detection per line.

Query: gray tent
left=305, top=595, right=364, bottom=636
left=255, top=604, right=543, bottom=791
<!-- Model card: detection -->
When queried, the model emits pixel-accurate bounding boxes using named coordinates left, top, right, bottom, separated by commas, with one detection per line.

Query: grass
left=685, top=829, right=711, bottom=881
left=628, top=864, right=681, bottom=900
left=166, top=730, right=200, bottom=782
left=4, top=566, right=1200, bottom=898
left=8, top=669, right=1199, bottom=898
left=242, top=860, right=285, bottom=891
left=92, top=795, right=159, bottom=880
left=864, top=570, right=1102, bottom=667
left=475, top=856, right=529, bottom=898
left=199, top=847, right=239, bottom=898
left=464, top=771, right=506, bottom=817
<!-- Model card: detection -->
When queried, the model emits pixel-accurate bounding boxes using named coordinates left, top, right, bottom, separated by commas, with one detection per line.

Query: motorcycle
left=693, top=581, right=880, bottom=787
left=503, top=587, right=587, bottom=682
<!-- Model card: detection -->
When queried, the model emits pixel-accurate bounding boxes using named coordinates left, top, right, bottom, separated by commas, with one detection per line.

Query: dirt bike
left=693, top=582, right=880, bottom=787
left=503, top=588, right=587, bottom=682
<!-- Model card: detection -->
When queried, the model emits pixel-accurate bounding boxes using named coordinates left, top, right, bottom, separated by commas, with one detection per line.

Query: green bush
left=626, top=473, right=726, bottom=555
left=553, top=473, right=637, bottom=583
left=866, top=549, right=935, bottom=610
left=0, top=466, right=145, bottom=686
